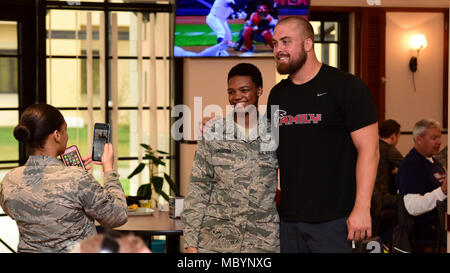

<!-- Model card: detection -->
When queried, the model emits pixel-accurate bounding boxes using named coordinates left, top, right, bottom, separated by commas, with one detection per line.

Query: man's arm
left=347, top=122, right=379, bottom=241
left=404, top=176, right=447, bottom=216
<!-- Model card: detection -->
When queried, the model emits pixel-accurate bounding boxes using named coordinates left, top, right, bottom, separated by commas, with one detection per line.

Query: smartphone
left=92, top=123, right=111, bottom=162
left=61, top=145, right=86, bottom=169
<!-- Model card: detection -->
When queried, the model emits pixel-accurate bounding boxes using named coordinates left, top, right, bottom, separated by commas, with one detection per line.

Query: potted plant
left=128, top=144, right=179, bottom=204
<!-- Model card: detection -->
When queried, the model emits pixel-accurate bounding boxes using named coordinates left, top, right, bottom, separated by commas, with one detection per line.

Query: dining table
left=98, top=208, right=184, bottom=253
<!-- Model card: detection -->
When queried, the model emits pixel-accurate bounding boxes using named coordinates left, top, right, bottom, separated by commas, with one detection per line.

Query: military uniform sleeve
left=181, top=139, right=215, bottom=249
left=78, top=170, right=128, bottom=228
left=0, top=174, right=13, bottom=219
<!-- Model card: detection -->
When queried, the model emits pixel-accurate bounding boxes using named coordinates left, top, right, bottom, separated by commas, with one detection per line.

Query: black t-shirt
left=266, top=64, right=378, bottom=222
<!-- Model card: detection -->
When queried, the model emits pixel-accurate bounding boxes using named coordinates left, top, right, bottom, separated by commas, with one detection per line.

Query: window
left=0, top=21, right=19, bottom=179
left=45, top=1, right=173, bottom=199
left=309, top=12, right=349, bottom=72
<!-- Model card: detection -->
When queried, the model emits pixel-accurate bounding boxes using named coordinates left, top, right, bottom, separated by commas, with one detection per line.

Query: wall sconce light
left=409, top=34, right=427, bottom=72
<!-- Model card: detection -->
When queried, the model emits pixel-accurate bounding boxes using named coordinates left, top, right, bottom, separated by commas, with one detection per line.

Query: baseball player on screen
left=206, top=0, right=238, bottom=46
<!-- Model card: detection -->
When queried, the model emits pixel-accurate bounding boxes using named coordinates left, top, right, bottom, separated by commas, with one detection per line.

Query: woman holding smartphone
left=0, top=103, right=128, bottom=252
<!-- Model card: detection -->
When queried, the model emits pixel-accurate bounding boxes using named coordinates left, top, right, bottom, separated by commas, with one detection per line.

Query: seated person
left=372, top=119, right=403, bottom=217
left=397, top=118, right=447, bottom=244
left=435, top=146, right=447, bottom=171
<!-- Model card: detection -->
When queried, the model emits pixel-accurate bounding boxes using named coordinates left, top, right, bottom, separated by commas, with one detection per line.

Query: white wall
left=385, top=12, right=447, bottom=155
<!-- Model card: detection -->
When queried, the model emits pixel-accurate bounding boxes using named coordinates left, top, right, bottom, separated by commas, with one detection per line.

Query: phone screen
left=92, top=123, right=110, bottom=161
left=61, top=146, right=85, bottom=169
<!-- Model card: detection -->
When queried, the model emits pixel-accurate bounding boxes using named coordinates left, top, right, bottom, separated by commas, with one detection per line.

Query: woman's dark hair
left=14, top=103, right=65, bottom=150
left=227, top=63, right=263, bottom=88
left=379, top=119, right=401, bottom=138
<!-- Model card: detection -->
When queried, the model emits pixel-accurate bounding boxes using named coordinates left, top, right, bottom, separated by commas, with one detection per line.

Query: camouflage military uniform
left=0, top=155, right=128, bottom=253
left=181, top=117, right=280, bottom=253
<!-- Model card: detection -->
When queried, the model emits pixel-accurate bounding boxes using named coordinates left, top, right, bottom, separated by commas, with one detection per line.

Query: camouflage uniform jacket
left=181, top=117, right=280, bottom=253
left=0, top=155, right=128, bottom=253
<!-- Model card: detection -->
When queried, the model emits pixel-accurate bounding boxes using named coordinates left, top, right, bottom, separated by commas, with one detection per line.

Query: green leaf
left=151, top=176, right=164, bottom=193
left=140, top=143, right=150, bottom=150
left=137, top=183, right=152, bottom=199
left=156, top=150, right=169, bottom=155
left=159, top=191, right=170, bottom=202
left=127, top=163, right=146, bottom=179
left=164, top=173, right=179, bottom=196
left=150, top=156, right=166, bottom=167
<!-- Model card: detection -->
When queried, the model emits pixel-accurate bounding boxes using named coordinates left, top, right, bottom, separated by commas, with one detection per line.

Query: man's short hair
left=379, top=119, right=401, bottom=138
left=412, top=118, right=441, bottom=143
left=276, top=16, right=314, bottom=41
left=227, top=63, right=263, bottom=88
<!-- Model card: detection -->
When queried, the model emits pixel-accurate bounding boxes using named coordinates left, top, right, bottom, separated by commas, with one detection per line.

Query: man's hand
left=199, top=115, right=222, bottom=134
left=348, top=122, right=379, bottom=242
left=347, top=206, right=372, bottom=241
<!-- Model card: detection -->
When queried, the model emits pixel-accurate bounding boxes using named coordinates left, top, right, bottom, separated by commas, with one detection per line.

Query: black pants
left=280, top=217, right=352, bottom=253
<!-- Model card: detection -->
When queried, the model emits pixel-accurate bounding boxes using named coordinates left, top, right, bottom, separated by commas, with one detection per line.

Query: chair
left=372, top=194, right=398, bottom=252
left=435, top=200, right=447, bottom=253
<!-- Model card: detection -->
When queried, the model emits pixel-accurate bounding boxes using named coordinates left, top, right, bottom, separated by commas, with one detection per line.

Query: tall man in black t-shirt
left=268, top=16, right=379, bottom=252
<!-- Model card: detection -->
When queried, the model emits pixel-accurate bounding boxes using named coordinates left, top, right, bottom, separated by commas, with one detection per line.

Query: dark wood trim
left=36, top=0, right=46, bottom=103
left=444, top=12, right=448, bottom=129
left=447, top=214, right=450, bottom=232
left=104, top=9, right=110, bottom=124
left=360, top=7, right=386, bottom=123
left=174, top=58, right=184, bottom=196
left=354, top=8, right=362, bottom=78
left=400, top=131, right=448, bottom=135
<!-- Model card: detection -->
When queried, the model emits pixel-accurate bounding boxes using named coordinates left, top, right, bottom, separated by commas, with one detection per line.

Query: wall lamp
left=409, top=34, right=427, bottom=72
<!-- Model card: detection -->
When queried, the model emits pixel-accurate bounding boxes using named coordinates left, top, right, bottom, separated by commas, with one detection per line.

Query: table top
left=114, top=208, right=184, bottom=236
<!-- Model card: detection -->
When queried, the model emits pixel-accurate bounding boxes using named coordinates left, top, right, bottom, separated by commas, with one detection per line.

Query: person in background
left=182, top=63, right=279, bottom=253
left=372, top=119, right=403, bottom=217
left=70, top=230, right=151, bottom=253
left=0, top=103, right=127, bottom=253
left=397, top=118, right=447, bottom=244
left=269, top=16, right=379, bottom=253
left=435, top=146, right=447, bottom=171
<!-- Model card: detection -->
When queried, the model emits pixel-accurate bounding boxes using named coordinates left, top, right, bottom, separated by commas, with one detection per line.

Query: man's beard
left=276, top=50, right=307, bottom=75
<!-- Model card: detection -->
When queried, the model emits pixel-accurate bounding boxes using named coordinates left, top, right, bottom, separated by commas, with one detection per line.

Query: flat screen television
left=174, top=0, right=310, bottom=57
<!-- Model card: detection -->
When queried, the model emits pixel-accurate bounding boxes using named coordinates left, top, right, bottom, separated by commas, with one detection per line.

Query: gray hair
left=412, top=118, right=441, bottom=143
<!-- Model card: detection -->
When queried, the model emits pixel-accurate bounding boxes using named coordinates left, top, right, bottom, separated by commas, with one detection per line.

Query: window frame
left=44, top=1, right=175, bottom=195
left=309, top=11, right=349, bottom=72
